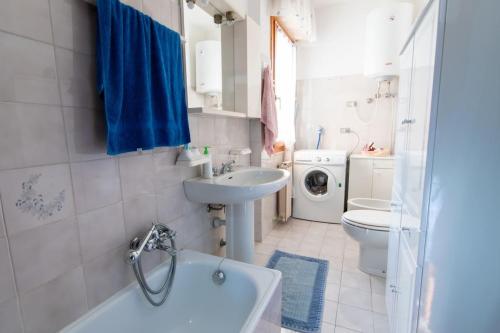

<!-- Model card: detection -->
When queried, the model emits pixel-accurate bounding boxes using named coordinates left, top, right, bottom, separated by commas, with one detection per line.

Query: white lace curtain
left=274, top=26, right=296, bottom=147
left=272, top=0, right=316, bottom=41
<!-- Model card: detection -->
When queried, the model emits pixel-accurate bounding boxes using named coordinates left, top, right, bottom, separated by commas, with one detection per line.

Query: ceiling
left=311, top=0, right=359, bottom=8
left=311, top=0, right=415, bottom=9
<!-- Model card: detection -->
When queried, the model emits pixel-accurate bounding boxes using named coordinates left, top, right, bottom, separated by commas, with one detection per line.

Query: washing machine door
left=300, top=166, right=337, bottom=202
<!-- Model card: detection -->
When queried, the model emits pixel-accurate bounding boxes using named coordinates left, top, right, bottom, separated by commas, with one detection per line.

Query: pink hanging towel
left=261, top=66, right=278, bottom=156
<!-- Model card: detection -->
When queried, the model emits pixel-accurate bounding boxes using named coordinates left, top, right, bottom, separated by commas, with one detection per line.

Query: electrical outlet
left=340, top=127, right=351, bottom=134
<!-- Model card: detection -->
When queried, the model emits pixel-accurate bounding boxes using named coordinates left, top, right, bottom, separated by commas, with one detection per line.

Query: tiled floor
left=253, top=218, right=389, bottom=333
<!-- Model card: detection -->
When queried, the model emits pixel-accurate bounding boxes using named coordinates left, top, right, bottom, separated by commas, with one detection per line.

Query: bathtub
left=61, top=250, right=282, bottom=333
left=347, top=197, right=391, bottom=211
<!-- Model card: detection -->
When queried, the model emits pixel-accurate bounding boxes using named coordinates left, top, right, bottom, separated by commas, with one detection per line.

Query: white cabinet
left=385, top=229, right=400, bottom=329
left=386, top=1, right=439, bottom=332
left=234, top=16, right=262, bottom=118
left=348, top=155, right=395, bottom=201
left=372, top=168, right=394, bottom=200
left=394, top=238, right=418, bottom=333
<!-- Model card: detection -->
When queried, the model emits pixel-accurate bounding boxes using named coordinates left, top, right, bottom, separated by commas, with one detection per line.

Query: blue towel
left=96, top=0, right=190, bottom=155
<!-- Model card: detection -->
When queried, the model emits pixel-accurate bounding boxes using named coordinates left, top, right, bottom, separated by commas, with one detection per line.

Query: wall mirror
left=182, top=1, right=239, bottom=115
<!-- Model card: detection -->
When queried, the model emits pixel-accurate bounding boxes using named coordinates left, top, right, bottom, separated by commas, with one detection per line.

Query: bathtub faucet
left=127, top=223, right=176, bottom=264
left=127, top=223, right=177, bottom=307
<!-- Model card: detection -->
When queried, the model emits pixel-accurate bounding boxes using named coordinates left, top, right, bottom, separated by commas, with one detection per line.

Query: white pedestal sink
left=183, top=167, right=290, bottom=263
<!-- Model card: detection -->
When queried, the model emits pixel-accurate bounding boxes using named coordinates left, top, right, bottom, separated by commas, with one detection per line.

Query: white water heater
left=195, top=40, right=222, bottom=96
left=364, top=3, right=414, bottom=81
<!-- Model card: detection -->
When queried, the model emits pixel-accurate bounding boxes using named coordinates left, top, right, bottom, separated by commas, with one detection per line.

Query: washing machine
left=292, top=150, right=347, bottom=223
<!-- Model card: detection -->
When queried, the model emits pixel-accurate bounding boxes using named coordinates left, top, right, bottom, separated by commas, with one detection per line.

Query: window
left=271, top=17, right=297, bottom=148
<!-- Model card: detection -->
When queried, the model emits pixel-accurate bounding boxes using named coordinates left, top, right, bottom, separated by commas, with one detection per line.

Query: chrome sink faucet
left=220, top=160, right=236, bottom=175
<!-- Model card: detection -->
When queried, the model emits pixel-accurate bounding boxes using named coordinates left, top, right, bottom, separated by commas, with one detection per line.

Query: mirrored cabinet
left=387, top=0, right=439, bottom=331
left=181, top=0, right=261, bottom=118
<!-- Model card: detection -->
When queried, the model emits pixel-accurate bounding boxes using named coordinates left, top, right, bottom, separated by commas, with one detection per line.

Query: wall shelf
left=188, top=107, right=247, bottom=118
left=175, top=155, right=210, bottom=167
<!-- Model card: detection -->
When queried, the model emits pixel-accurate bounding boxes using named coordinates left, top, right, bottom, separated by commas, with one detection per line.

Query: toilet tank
left=348, top=155, right=395, bottom=201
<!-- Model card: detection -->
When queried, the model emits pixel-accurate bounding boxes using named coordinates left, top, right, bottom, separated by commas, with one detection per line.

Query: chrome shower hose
left=131, top=238, right=177, bottom=307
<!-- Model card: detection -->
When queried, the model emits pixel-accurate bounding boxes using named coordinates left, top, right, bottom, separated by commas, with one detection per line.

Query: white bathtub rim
left=225, top=255, right=282, bottom=332
left=61, top=249, right=282, bottom=333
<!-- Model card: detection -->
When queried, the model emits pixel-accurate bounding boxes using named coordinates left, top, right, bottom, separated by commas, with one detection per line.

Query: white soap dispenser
left=202, top=146, right=213, bottom=179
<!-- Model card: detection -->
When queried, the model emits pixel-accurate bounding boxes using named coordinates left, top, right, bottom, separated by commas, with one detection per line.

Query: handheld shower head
left=316, top=127, right=325, bottom=150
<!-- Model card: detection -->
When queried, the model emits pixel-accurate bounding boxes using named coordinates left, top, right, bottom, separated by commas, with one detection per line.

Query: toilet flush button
left=315, top=156, right=322, bottom=162
left=324, top=157, right=331, bottom=162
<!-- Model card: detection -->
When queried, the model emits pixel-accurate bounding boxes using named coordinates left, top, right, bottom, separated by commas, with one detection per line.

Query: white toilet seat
left=341, top=209, right=393, bottom=277
left=342, top=210, right=392, bottom=231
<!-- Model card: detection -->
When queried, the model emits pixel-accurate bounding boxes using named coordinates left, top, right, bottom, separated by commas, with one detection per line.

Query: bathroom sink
left=184, top=167, right=290, bottom=204
left=183, top=167, right=290, bottom=263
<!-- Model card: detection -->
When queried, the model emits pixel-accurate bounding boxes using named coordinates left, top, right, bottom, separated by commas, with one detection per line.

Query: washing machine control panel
left=310, top=155, right=344, bottom=165
left=294, top=150, right=347, bottom=166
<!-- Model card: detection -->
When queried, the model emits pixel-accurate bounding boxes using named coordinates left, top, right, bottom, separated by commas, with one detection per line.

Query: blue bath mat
left=266, top=250, right=329, bottom=333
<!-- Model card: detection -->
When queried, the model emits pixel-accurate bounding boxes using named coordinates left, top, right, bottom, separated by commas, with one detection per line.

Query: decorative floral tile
left=15, top=174, right=65, bottom=220
left=0, top=164, right=75, bottom=236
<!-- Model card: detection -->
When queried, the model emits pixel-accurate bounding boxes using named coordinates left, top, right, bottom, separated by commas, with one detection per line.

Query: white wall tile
left=71, top=159, right=122, bottom=214
left=121, top=0, right=142, bottom=11
left=197, top=117, right=216, bottom=147
left=0, top=0, right=53, bottom=43
left=249, top=118, right=262, bottom=142
left=83, top=245, right=132, bottom=308
left=49, top=0, right=97, bottom=55
left=20, top=267, right=88, bottom=333
left=142, top=0, right=172, bottom=27
left=295, top=75, right=394, bottom=153
left=187, top=115, right=200, bottom=147
left=0, top=164, right=75, bottom=236
left=119, top=154, right=155, bottom=199
left=215, top=117, right=230, bottom=145
left=153, top=151, right=182, bottom=191
left=0, top=102, right=68, bottom=170
left=63, top=106, right=107, bottom=162
left=0, top=192, right=6, bottom=238
left=0, top=237, right=17, bottom=304
left=0, top=32, right=59, bottom=105
left=55, top=47, right=99, bottom=108
left=156, top=184, right=189, bottom=223
left=77, top=202, right=125, bottom=262
left=123, top=194, right=157, bottom=240
left=9, top=217, right=80, bottom=293
left=169, top=0, right=181, bottom=33
left=229, top=118, right=250, bottom=146
left=0, top=297, right=23, bottom=333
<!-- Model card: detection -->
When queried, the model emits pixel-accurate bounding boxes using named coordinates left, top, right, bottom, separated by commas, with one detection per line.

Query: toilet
left=341, top=209, right=392, bottom=277
left=347, top=197, right=391, bottom=212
